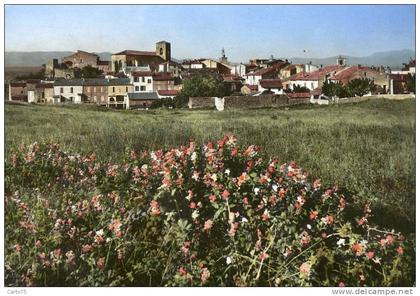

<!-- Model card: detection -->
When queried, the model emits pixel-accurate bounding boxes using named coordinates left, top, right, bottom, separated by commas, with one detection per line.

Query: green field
left=5, top=98, right=416, bottom=233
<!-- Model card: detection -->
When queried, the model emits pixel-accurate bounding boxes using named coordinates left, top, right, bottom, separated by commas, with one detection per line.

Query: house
left=82, top=79, right=109, bottom=105
left=107, top=78, right=132, bottom=109
left=329, top=65, right=390, bottom=93
left=288, top=65, right=345, bottom=91
left=158, top=60, right=183, bottom=77
left=182, top=60, right=205, bottom=69
left=200, top=59, right=232, bottom=75
left=223, top=75, right=244, bottom=93
left=53, top=79, right=84, bottom=103
left=152, top=72, right=175, bottom=92
left=129, top=71, right=154, bottom=93
left=245, top=67, right=279, bottom=86
left=35, top=83, right=54, bottom=103
left=157, top=89, right=180, bottom=99
left=230, top=63, right=247, bottom=77
left=241, top=84, right=258, bottom=95
left=97, top=61, right=111, bottom=73
left=280, top=64, right=304, bottom=79
left=259, top=79, right=283, bottom=94
left=9, top=82, right=27, bottom=101
left=112, top=41, right=171, bottom=72
left=62, top=50, right=99, bottom=69
left=127, top=92, right=160, bottom=109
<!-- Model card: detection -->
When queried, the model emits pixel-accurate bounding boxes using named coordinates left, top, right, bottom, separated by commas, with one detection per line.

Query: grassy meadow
left=5, top=98, right=416, bottom=233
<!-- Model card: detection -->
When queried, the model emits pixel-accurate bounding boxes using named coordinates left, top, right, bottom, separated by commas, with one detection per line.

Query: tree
left=174, top=74, right=229, bottom=108
left=74, top=65, right=103, bottom=79
left=406, top=74, right=415, bottom=94
left=322, top=80, right=349, bottom=98
left=346, top=78, right=375, bottom=97
left=291, top=84, right=310, bottom=93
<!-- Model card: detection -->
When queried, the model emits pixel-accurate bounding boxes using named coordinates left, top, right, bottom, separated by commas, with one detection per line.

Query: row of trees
left=321, top=78, right=377, bottom=98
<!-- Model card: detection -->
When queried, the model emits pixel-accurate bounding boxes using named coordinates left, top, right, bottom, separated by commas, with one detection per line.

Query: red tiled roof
left=157, top=90, right=180, bottom=96
left=243, top=84, right=258, bottom=91
left=113, top=50, right=157, bottom=56
left=152, top=73, right=174, bottom=81
left=287, top=92, right=311, bottom=98
left=259, top=79, right=283, bottom=88
left=131, top=71, right=153, bottom=77
left=247, top=67, right=278, bottom=76
left=290, top=65, right=344, bottom=81
left=330, top=66, right=375, bottom=81
left=10, top=82, right=26, bottom=87
left=36, top=83, right=54, bottom=89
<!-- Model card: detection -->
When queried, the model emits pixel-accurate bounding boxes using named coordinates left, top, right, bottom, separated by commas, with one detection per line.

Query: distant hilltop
left=5, top=49, right=415, bottom=70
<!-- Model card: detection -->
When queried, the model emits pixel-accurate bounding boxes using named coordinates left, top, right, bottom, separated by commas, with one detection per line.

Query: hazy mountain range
left=5, top=49, right=415, bottom=70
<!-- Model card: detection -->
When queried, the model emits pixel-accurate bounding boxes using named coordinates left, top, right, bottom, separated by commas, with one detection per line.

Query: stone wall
left=189, top=94, right=308, bottom=109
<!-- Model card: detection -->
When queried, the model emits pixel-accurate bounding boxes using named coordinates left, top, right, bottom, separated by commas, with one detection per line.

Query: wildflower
left=309, top=211, right=318, bottom=220
left=178, top=266, right=187, bottom=276
left=150, top=200, right=161, bottom=216
left=14, top=244, right=21, bottom=253
left=203, top=219, right=213, bottom=231
left=358, top=217, right=367, bottom=226
left=258, top=252, right=268, bottom=261
left=96, top=257, right=105, bottom=269
left=241, top=217, right=248, bottom=223
left=222, top=190, right=230, bottom=200
left=225, top=169, right=231, bottom=176
left=117, top=249, right=124, bottom=260
left=209, top=194, right=217, bottom=203
left=189, top=202, right=197, bottom=209
left=366, top=251, right=375, bottom=260
left=386, top=234, right=394, bottom=244
left=379, top=239, right=387, bottom=247
left=254, top=187, right=260, bottom=195
left=65, top=250, right=76, bottom=265
left=82, top=244, right=92, bottom=253
left=261, top=209, right=270, bottom=221
left=396, top=246, right=404, bottom=255
left=351, top=243, right=364, bottom=255
left=226, top=257, right=232, bottom=265
left=338, top=197, right=346, bottom=210
left=299, top=262, right=311, bottom=278
left=306, top=224, right=312, bottom=230
left=192, top=210, right=199, bottom=220
left=201, top=267, right=210, bottom=284
left=300, top=231, right=311, bottom=246
left=108, top=219, right=122, bottom=234
left=243, top=197, right=249, bottom=205
left=337, top=238, right=346, bottom=246
left=228, top=222, right=239, bottom=237
left=313, top=179, right=321, bottom=189
left=35, top=240, right=42, bottom=248
left=191, top=151, right=197, bottom=162
left=322, top=215, right=334, bottom=225
left=339, top=282, right=345, bottom=287
left=237, top=172, right=248, bottom=186
left=272, top=184, right=279, bottom=192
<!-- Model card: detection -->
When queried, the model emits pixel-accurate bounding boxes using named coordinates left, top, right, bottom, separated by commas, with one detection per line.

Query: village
left=7, top=40, right=416, bottom=110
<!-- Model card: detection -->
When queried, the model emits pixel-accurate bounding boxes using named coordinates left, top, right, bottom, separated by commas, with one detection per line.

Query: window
left=21, top=90, right=23, bottom=94
left=134, top=77, right=139, bottom=82
left=60, top=87, right=64, bottom=93
left=142, top=77, right=145, bottom=82
left=42, top=92, right=45, bottom=98
left=135, top=86, right=139, bottom=91
left=140, top=86, right=146, bottom=91
left=147, top=79, right=152, bottom=84
left=112, top=87, right=115, bottom=92
left=126, top=87, right=128, bottom=92
left=70, top=87, right=73, bottom=93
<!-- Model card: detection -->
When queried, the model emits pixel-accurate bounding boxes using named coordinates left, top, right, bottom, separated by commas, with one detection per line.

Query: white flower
left=150, top=152, right=157, bottom=161
left=337, top=238, right=346, bottom=246
left=254, top=187, right=260, bottom=195
left=141, top=164, right=148, bottom=171
left=211, top=174, right=217, bottom=182
left=306, top=224, right=312, bottom=230
left=192, top=210, right=199, bottom=220
left=225, top=169, right=231, bottom=176
left=226, top=257, right=232, bottom=265
left=241, top=217, right=248, bottom=223
left=96, top=229, right=104, bottom=236
left=229, top=212, right=235, bottom=223
left=191, top=151, right=197, bottom=162
left=272, top=184, right=279, bottom=192
left=106, top=237, right=111, bottom=243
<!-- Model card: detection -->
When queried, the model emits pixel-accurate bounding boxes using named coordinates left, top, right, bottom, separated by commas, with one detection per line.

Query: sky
left=5, top=4, right=416, bottom=62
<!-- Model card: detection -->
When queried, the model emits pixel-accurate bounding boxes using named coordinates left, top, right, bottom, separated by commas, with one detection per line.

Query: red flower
left=351, top=243, right=364, bottom=255
left=366, top=251, right=375, bottom=260
left=189, top=202, right=197, bottom=209
left=209, top=194, right=217, bottom=202
left=309, top=211, right=318, bottom=220
left=222, top=190, right=230, bottom=200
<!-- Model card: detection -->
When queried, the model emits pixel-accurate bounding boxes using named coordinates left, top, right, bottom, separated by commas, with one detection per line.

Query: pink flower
left=299, top=262, right=311, bottom=277
left=339, top=282, right=345, bottom=287
left=386, top=234, right=394, bottom=244
left=222, top=190, right=230, bottom=200
left=366, top=251, right=375, bottom=260
left=396, top=246, right=404, bottom=255
left=14, top=244, right=21, bottom=253
left=261, top=209, right=270, bottom=221
left=300, top=231, right=311, bottom=246
left=228, top=222, right=239, bottom=237
left=201, top=267, right=211, bottom=283
left=209, top=194, right=217, bottom=203
left=150, top=200, right=161, bottom=216
left=117, top=249, right=124, bottom=260
left=358, top=217, right=367, bottom=226
left=96, top=257, right=105, bottom=269
left=351, top=243, right=364, bottom=255
left=258, top=252, right=268, bottom=261
left=309, top=211, right=318, bottom=220
left=203, top=219, right=213, bottom=231
left=178, top=266, right=187, bottom=276
left=82, top=244, right=93, bottom=253
left=189, top=202, right=197, bottom=209
left=65, top=250, right=76, bottom=265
